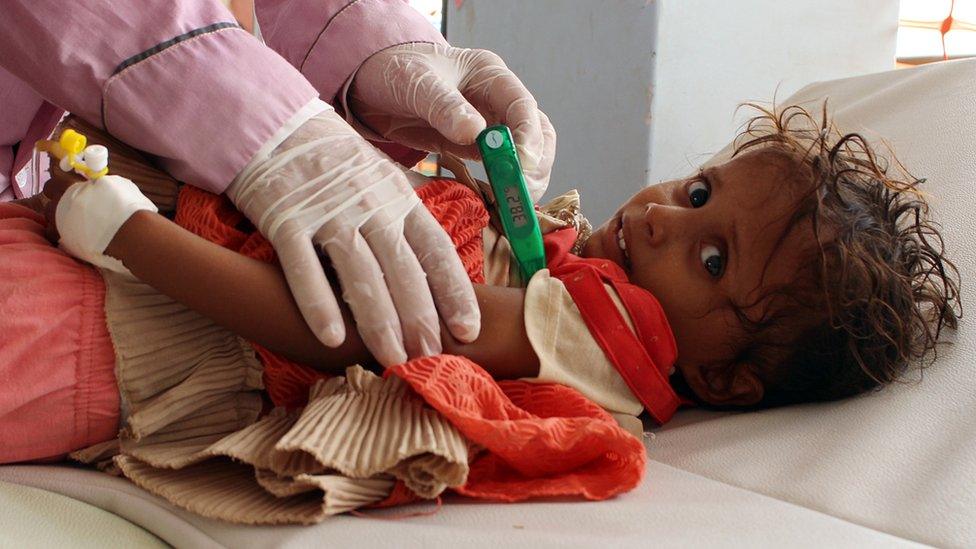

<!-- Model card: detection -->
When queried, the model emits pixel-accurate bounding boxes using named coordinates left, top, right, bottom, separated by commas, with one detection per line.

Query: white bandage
left=56, top=175, right=158, bottom=274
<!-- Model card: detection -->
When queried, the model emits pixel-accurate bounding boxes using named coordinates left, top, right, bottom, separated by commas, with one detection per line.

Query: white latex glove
left=227, top=103, right=480, bottom=367
left=55, top=174, right=158, bottom=275
left=347, top=43, right=556, bottom=202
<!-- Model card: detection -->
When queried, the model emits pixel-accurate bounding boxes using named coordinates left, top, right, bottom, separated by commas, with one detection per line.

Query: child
left=0, top=105, right=959, bottom=523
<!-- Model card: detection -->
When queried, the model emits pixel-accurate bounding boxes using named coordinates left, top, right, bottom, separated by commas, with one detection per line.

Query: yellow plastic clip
left=59, top=129, right=87, bottom=158
left=35, top=129, right=109, bottom=180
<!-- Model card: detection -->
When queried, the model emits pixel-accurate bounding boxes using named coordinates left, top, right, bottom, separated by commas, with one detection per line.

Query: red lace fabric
left=174, top=180, right=644, bottom=504
left=389, top=356, right=645, bottom=501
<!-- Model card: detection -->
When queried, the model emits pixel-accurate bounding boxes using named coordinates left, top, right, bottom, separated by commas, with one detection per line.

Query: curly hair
left=715, top=103, right=962, bottom=407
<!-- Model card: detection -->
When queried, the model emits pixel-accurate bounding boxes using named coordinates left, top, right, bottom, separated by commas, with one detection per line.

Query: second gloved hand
left=347, top=43, right=557, bottom=202
left=226, top=103, right=480, bottom=366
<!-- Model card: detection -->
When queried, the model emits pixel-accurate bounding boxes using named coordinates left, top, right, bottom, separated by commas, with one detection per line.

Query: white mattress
left=0, top=480, right=165, bottom=548
left=0, top=461, right=915, bottom=548
left=3, top=58, right=974, bottom=548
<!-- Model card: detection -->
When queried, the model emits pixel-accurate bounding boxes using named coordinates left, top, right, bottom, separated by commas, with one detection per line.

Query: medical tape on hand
left=241, top=98, right=333, bottom=176
left=56, top=175, right=158, bottom=275
left=229, top=131, right=367, bottom=221
left=233, top=126, right=419, bottom=241
left=263, top=170, right=419, bottom=242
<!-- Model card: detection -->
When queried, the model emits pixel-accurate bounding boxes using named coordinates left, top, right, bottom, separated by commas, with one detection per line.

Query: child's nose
left=643, top=202, right=688, bottom=247
left=643, top=202, right=667, bottom=246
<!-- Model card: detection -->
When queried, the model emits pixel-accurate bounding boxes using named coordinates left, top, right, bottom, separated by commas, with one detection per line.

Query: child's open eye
left=688, top=180, right=710, bottom=208
left=700, top=244, right=725, bottom=277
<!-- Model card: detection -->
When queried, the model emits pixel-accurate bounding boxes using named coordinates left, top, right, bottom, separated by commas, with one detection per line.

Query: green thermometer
left=476, top=125, right=546, bottom=281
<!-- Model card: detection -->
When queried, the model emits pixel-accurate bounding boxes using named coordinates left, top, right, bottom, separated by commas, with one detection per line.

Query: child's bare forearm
left=104, top=211, right=539, bottom=378
left=440, top=285, right=539, bottom=378
left=105, top=210, right=371, bottom=370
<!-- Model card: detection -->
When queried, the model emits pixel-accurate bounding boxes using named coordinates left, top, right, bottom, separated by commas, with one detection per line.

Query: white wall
left=447, top=0, right=658, bottom=224
left=447, top=0, right=898, bottom=224
left=649, top=0, right=900, bottom=185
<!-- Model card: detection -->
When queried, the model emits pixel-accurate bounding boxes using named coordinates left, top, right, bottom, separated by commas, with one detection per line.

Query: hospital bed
left=2, top=57, right=974, bottom=548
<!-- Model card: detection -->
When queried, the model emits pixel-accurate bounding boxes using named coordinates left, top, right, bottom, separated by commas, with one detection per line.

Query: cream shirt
left=479, top=190, right=646, bottom=436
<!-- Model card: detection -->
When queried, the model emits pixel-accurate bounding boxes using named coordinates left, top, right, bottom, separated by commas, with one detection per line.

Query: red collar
left=543, top=228, right=683, bottom=424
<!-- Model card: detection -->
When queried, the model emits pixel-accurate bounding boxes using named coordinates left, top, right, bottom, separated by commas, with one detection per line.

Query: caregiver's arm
left=0, top=1, right=315, bottom=192
left=101, top=210, right=538, bottom=378
left=0, top=1, right=482, bottom=368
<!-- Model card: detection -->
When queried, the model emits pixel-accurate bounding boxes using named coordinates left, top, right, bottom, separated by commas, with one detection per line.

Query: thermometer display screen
left=505, top=186, right=528, bottom=228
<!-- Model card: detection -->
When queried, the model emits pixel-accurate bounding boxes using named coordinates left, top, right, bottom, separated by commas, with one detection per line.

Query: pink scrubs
left=0, top=0, right=445, bottom=463
left=0, top=0, right=445, bottom=199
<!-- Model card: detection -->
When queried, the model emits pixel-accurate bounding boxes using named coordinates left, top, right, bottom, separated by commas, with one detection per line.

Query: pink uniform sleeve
left=256, top=0, right=448, bottom=105
left=0, top=1, right=318, bottom=193
left=0, top=67, right=46, bottom=201
left=256, top=0, right=447, bottom=168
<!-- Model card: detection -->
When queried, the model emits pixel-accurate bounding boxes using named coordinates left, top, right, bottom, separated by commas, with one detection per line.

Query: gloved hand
left=347, top=43, right=556, bottom=201
left=227, top=102, right=480, bottom=366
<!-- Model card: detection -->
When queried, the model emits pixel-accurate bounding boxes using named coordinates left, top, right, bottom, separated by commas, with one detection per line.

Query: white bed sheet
left=0, top=460, right=914, bottom=548
left=0, top=480, right=166, bottom=548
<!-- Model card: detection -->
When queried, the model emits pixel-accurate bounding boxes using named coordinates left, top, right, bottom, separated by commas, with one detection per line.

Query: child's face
left=582, top=149, right=816, bottom=405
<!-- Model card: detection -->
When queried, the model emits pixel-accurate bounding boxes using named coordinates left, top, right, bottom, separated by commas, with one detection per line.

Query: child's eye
left=700, top=244, right=725, bottom=277
left=688, top=180, right=710, bottom=208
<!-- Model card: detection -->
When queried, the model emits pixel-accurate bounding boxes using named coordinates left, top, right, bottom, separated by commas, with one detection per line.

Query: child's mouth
left=616, top=227, right=629, bottom=258
left=610, top=215, right=632, bottom=271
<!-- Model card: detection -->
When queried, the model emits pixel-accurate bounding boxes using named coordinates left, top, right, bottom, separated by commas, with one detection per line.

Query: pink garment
left=0, top=0, right=443, bottom=198
left=0, top=65, right=45, bottom=201
left=0, top=203, right=119, bottom=463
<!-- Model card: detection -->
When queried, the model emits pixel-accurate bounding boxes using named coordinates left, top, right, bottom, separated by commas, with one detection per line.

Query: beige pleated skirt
left=73, top=271, right=470, bottom=525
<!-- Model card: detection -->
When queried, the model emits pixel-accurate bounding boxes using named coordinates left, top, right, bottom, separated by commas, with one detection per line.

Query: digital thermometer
left=476, top=125, right=546, bottom=282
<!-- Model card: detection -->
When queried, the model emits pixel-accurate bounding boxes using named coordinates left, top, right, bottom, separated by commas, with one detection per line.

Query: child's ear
left=682, top=360, right=764, bottom=407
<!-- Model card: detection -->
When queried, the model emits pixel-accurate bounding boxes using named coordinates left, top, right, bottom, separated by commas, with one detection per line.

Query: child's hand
left=36, top=152, right=158, bottom=276
left=39, top=156, right=85, bottom=243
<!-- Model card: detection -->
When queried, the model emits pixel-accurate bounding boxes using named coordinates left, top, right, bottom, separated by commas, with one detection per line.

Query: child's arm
left=103, top=208, right=540, bottom=379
